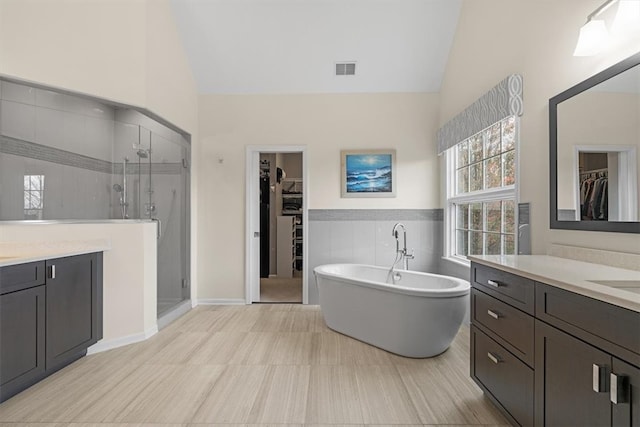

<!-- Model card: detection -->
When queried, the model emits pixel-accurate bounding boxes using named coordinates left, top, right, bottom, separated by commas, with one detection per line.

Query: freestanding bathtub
left=314, top=263, right=470, bottom=358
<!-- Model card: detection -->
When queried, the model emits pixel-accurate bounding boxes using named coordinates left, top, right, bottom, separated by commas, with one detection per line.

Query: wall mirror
left=550, top=51, right=640, bottom=233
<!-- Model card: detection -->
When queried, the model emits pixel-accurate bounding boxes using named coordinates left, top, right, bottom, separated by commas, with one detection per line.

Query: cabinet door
left=45, top=254, right=98, bottom=371
left=612, top=358, right=640, bottom=427
left=535, top=320, right=611, bottom=426
left=0, top=285, right=46, bottom=402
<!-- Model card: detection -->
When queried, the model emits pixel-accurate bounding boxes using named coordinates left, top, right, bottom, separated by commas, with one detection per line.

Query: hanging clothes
left=580, top=171, right=608, bottom=221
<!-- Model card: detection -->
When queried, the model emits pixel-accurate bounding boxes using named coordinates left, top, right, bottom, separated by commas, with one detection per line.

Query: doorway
left=573, top=145, right=638, bottom=222
left=246, top=146, right=308, bottom=304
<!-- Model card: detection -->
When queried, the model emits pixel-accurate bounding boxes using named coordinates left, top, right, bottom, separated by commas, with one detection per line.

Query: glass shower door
left=149, top=130, right=190, bottom=316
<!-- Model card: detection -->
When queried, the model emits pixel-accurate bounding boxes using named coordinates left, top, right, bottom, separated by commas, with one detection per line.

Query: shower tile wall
left=0, top=80, right=188, bottom=223
left=307, top=209, right=443, bottom=304
left=0, top=80, right=116, bottom=220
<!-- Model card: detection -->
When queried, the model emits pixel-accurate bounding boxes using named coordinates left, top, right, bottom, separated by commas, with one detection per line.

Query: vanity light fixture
left=574, top=0, right=640, bottom=56
left=573, top=19, right=609, bottom=56
left=611, top=0, right=640, bottom=36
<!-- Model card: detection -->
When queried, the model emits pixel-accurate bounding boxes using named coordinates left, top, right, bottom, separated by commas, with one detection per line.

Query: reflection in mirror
left=554, top=57, right=639, bottom=230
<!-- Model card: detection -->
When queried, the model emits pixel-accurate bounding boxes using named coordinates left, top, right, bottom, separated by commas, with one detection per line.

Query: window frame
left=23, top=174, right=45, bottom=220
left=443, top=117, right=520, bottom=266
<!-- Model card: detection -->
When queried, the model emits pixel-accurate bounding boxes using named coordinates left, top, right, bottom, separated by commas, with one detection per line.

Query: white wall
left=556, top=92, right=639, bottom=213
left=438, top=0, right=640, bottom=256
left=198, top=93, right=440, bottom=299
left=0, top=0, right=200, bottom=300
left=0, top=0, right=147, bottom=108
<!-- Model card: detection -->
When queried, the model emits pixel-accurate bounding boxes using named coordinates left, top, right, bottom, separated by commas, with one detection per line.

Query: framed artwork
left=341, top=149, right=396, bottom=198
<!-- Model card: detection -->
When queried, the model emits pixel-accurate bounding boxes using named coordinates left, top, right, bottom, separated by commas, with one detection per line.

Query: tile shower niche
left=0, top=78, right=191, bottom=317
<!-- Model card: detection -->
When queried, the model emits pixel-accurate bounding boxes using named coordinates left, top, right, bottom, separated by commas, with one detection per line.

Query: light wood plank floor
left=0, top=304, right=509, bottom=427
left=260, top=277, right=302, bottom=303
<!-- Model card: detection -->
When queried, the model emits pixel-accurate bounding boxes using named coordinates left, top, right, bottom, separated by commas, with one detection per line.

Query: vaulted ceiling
left=169, top=0, right=462, bottom=94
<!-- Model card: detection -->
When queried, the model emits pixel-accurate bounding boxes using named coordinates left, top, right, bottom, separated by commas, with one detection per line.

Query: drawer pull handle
left=487, top=309, right=502, bottom=319
left=487, top=279, right=501, bottom=287
left=487, top=352, right=502, bottom=364
left=610, top=373, right=629, bottom=404
left=50, top=265, right=56, bottom=279
left=593, top=364, right=608, bottom=393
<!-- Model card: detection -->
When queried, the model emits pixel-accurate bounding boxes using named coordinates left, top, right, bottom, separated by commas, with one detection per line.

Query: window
left=445, top=116, right=518, bottom=262
left=24, top=175, right=45, bottom=220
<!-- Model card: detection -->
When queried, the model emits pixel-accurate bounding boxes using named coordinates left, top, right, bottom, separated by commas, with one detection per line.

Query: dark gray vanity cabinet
left=0, top=261, right=46, bottom=402
left=471, top=261, right=640, bottom=427
left=0, top=253, right=102, bottom=403
left=470, top=263, right=535, bottom=426
left=535, top=283, right=640, bottom=427
left=535, top=321, right=640, bottom=426
left=45, top=253, right=103, bottom=372
left=534, top=320, right=611, bottom=426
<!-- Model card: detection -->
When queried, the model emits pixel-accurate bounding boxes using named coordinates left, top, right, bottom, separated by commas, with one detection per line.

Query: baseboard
left=158, top=299, right=192, bottom=330
left=86, top=325, right=158, bottom=355
left=196, top=298, right=247, bottom=305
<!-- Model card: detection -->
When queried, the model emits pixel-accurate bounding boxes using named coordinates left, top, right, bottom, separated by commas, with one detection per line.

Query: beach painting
left=341, top=150, right=396, bottom=198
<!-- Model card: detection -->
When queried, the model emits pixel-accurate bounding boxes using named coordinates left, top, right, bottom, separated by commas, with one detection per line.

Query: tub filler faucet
left=387, top=222, right=414, bottom=283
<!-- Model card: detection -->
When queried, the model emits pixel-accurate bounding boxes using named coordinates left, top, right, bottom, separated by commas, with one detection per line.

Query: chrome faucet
left=387, top=222, right=415, bottom=283
left=392, top=222, right=414, bottom=270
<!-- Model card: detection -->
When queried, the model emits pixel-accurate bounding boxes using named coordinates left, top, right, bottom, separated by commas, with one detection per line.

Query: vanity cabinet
left=535, top=320, right=640, bottom=426
left=470, top=261, right=640, bottom=427
left=0, top=253, right=102, bottom=403
left=535, top=283, right=640, bottom=427
left=0, top=261, right=46, bottom=402
left=46, top=253, right=103, bottom=372
left=470, top=263, right=535, bottom=426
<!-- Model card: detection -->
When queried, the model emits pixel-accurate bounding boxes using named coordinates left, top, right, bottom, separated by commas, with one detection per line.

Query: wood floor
left=0, top=304, right=509, bottom=427
left=260, top=277, right=302, bottom=302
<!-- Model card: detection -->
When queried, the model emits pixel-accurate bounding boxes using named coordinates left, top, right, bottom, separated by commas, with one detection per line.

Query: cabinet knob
left=487, top=279, right=501, bottom=288
left=610, top=373, right=629, bottom=404
left=592, top=364, right=608, bottom=393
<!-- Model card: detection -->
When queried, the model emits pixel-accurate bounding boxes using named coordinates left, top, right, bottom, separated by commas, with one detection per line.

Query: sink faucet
left=387, top=222, right=415, bottom=283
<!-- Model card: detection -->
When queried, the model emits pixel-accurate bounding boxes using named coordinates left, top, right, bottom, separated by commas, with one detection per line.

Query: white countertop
left=0, top=240, right=111, bottom=267
left=469, top=255, right=640, bottom=313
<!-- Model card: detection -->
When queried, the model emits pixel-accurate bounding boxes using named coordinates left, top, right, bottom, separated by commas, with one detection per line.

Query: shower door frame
left=245, top=145, right=308, bottom=304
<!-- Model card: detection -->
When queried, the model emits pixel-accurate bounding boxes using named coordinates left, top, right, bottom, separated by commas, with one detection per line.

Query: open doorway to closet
left=259, top=152, right=303, bottom=302
left=246, top=146, right=308, bottom=304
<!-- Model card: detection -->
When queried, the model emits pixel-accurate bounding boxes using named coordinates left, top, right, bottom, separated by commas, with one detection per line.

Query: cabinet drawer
left=472, top=263, right=535, bottom=314
left=472, top=326, right=534, bottom=427
left=472, top=288, right=534, bottom=366
left=0, top=261, right=46, bottom=295
left=536, top=283, right=640, bottom=363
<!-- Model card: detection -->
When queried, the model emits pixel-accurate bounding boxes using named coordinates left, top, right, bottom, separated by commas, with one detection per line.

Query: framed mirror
left=550, top=51, right=640, bottom=233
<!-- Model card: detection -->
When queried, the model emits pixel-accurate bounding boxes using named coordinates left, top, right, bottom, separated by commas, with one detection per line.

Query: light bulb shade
left=612, top=0, right=640, bottom=36
left=573, top=19, right=609, bottom=56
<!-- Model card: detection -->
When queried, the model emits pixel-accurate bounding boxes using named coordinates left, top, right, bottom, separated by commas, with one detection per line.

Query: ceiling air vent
left=335, top=62, right=356, bottom=76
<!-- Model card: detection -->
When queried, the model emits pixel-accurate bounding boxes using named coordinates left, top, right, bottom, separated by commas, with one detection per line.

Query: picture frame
left=341, top=149, right=396, bottom=198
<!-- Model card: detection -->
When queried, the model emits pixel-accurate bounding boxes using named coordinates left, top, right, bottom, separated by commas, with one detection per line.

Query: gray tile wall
left=307, top=209, right=443, bottom=304
left=0, top=79, right=188, bottom=221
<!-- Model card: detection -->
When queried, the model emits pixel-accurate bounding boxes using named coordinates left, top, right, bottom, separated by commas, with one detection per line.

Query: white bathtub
left=314, top=263, right=470, bottom=358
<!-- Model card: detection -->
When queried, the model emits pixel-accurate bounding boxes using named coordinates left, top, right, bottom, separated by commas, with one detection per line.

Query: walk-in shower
left=0, top=77, right=191, bottom=319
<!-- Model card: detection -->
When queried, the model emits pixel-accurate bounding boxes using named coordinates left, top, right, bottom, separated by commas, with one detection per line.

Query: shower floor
left=158, top=298, right=184, bottom=316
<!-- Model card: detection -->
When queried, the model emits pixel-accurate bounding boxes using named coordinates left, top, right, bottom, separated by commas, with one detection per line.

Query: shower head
left=113, top=184, right=123, bottom=192
left=136, top=149, right=149, bottom=158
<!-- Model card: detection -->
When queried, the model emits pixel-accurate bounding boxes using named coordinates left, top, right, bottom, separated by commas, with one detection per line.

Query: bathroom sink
left=588, top=280, right=640, bottom=296
left=588, top=280, right=640, bottom=288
